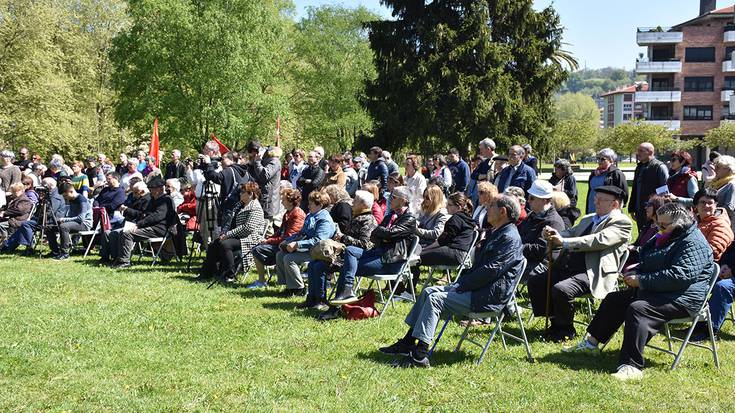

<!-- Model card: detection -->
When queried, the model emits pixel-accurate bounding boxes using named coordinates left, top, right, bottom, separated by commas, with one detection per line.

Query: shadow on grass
left=355, top=349, right=474, bottom=367
left=234, top=289, right=284, bottom=299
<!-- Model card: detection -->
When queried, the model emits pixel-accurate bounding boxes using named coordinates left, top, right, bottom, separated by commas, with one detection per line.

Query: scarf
left=654, top=230, right=673, bottom=248
left=707, top=173, right=735, bottom=190
left=593, top=165, right=610, bottom=176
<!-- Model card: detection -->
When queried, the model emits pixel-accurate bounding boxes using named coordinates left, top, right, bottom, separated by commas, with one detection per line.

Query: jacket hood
left=453, top=210, right=476, bottom=227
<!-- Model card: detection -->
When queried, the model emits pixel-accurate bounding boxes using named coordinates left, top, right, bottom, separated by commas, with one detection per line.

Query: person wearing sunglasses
left=666, top=150, right=698, bottom=202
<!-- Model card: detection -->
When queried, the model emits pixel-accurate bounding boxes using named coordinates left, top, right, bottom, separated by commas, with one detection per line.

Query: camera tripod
left=32, top=195, right=60, bottom=258
left=187, top=177, right=221, bottom=272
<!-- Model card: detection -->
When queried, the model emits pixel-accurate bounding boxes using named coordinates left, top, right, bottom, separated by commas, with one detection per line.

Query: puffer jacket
left=637, top=223, right=714, bottom=316
left=697, top=208, right=734, bottom=262
left=340, top=211, right=377, bottom=250
left=371, top=208, right=418, bottom=264
left=455, top=222, right=525, bottom=313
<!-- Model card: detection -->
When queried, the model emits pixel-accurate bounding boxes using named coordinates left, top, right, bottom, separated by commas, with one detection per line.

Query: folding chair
left=421, top=230, right=480, bottom=290
left=355, top=236, right=420, bottom=319
left=645, top=263, right=721, bottom=370
left=574, top=249, right=630, bottom=326
left=429, top=259, right=531, bottom=364
left=136, top=225, right=178, bottom=267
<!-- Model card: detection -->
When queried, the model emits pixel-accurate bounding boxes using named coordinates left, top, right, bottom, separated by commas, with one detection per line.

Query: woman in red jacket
left=247, top=188, right=305, bottom=289
left=694, top=188, right=734, bottom=262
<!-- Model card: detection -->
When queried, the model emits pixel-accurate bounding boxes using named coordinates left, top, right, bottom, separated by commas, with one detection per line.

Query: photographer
left=244, top=142, right=281, bottom=236
left=46, top=182, right=93, bottom=260
left=204, top=151, right=243, bottom=207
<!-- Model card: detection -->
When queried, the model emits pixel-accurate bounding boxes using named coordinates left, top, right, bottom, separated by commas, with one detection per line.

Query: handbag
left=309, top=239, right=346, bottom=266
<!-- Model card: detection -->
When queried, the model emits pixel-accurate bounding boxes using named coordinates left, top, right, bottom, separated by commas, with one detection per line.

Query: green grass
left=0, top=249, right=733, bottom=411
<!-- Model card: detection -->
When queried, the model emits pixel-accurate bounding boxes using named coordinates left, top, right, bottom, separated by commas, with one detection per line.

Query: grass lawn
left=1, top=249, right=733, bottom=411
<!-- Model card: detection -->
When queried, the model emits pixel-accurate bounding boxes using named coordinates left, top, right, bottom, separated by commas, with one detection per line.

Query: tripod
left=187, top=177, right=221, bottom=272
left=33, top=195, right=59, bottom=258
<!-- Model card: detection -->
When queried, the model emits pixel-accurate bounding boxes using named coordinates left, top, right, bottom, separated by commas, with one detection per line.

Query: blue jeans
left=709, top=278, right=735, bottom=331
left=307, top=260, right=330, bottom=300
left=404, top=285, right=472, bottom=344
left=335, top=246, right=403, bottom=294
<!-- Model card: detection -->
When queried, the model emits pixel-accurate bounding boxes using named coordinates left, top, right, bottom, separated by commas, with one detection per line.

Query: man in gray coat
left=247, top=143, right=281, bottom=236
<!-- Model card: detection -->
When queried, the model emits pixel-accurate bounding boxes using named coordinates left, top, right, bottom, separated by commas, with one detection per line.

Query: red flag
left=276, top=116, right=281, bottom=147
left=149, top=118, right=160, bottom=168
left=210, top=132, right=230, bottom=155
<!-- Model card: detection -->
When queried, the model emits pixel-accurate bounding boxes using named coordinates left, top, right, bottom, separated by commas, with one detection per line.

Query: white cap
left=527, top=180, right=553, bottom=199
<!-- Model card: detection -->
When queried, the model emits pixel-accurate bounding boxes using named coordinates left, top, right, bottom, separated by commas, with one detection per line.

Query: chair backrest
left=27, top=202, right=37, bottom=222
left=463, top=229, right=481, bottom=266
left=617, top=249, right=630, bottom=274
left=396, top=235, right=421, bottom=275
left=697, top=263, right=721, bottom=316
left=506, top=258, right=528, bottom=307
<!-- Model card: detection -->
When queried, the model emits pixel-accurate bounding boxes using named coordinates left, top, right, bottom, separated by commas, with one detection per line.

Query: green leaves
left=549, top=93, right=600, bottom=158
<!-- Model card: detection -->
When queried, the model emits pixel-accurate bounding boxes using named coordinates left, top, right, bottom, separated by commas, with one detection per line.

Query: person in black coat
left=297, top=151, right=325, bottom=210
left=519, top=180, right=566, bottom=280
left=324, top=184, right=352, bottom=234
left=164, top=150, right=187, bottom=180
left=548, top=159, right=578, bottom=208
left=112, top=177, right=176, bottom=268
left=411, top=192, right=477, bottom=286
left=586, top=148, right=629, bottom=214
left=379, top=194, right=525, bottom=368
left=205, top=152, right=245, bottom=208
left=246, top=144, right=282, bottom=224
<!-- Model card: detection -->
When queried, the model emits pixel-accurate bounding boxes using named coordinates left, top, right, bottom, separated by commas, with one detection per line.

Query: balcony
left=724, top=61, right=735, bottom=72
left=636, top=28, right=683, bottom=45
left=721, top=115, right=735, bottom=126
left=642, top=119, right=681, bottom=131
left=722, top=90, right=734, bottom=102
left=726, top=25, right=735, bottom=42
left=635, top=90, right=681, bottom=103
left=636, top=59, right=682, bottom=74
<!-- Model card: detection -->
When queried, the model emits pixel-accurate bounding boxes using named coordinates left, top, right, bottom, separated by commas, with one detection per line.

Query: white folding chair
left=421, top=230, right=480, bottom=290
left=356, top=236, right=420, bottom=319
left=136, top=226, right=177, bottom=267
left=69, top=221, right=102, bottom=259
left=646, top=263, right=721, bottom=370
left=430, top=259, right=531, bottom=364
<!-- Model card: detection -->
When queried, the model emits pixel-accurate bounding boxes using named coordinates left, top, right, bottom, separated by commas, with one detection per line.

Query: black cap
left=147, top=176, right=165, bottom=188
left=596, top=185, right=625, bottom=200
left=494, top=155, right=509, bottom=161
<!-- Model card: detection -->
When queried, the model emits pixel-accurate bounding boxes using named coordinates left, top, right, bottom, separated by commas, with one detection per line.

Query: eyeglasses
left=596, top=157, right=607, bottom=162
left=670, top=157, right=681, bottom=162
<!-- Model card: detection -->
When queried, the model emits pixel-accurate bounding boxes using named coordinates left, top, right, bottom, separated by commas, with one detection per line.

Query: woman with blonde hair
left=414, top=184, right=449, bottom=247
left=404, top=154, right=427, bottom=215
left=550, top=190, right=579, bottom=228
left=362, top=182, right=384, bottom=223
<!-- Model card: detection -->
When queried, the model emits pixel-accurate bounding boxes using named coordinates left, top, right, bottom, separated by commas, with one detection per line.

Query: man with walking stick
left=527, top=186, right=632, bottom=342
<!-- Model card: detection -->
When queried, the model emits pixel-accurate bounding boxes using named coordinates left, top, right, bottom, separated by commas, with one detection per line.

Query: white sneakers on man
left=562, top=339, right=601, bottom=356
left=611, top=364, right=643, bottom=381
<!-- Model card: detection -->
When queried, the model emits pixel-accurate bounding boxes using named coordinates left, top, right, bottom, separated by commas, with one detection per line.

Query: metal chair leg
left=515, top=302, right=534, bottom=362
left=477, top=315, right=504, bottom=365
left=430, top=317, right=452, bottom=356
left=706, top=310, right=721, bottom=369
left=672, top=317, right=699, bottom=370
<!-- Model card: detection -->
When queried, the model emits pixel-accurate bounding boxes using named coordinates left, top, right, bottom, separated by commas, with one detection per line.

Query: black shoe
left=53, top=253, right=70, bottom=261
left=379, top=340, right=413, bottom=357
left=20, top=248, right=34, bottom=256
left=281, top=288, right=306, bottom=298
left=97, top=258, right=111, bottom=266
left=112, top=262, right=131, bottom=269
left=394, top=354, right=431, bottom=368
left=297, top=296, right=317, bottom=309
left=45, top=251, right=61, bottom=259
left=330, top=291, right=358, bottom=305
left=690, top=324, right=718, bottom=343
left=317, top=306, right=341, bottom=321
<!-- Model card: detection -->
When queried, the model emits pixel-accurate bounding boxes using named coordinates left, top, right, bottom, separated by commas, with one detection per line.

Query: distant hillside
left=560, top=68, right=646, bottom=98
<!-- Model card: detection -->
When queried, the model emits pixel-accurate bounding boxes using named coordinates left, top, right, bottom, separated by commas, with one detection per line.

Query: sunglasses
left=596, top=157, right=607, bottom=162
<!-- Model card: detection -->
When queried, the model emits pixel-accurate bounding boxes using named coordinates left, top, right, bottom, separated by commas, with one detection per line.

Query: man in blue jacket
left=47, top=182, right=93, bottom=260
left=495, top=145, right=537, bottom=194
left=447, top=148, right=470, bottom=194
left=366, top=146, right=388, bottom=191
left=379, top=194, right=525, bottom=368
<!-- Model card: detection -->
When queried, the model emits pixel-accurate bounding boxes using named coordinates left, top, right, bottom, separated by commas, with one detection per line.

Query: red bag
left=341, top=290, right=380, bottom=320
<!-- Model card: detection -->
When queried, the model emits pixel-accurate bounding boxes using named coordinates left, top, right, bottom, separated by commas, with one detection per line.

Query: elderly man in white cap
left=518, top=180, right=566, bottom=281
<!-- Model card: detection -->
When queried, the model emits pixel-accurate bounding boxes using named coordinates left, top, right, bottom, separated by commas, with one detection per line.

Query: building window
left=607, top=114, right=614, bottom=122
left=623, top=114, right=632, bottom=121
left=726, top=46, right=735, bottom=61
left=685, top=47, right=716, bottom=62
left=651, top=78, right=673, bottom=91
left=684, top=76, right=714, bottom=91
left=725, top=76, right=735, bottom=90
left=683, top=105, right=713, bottom=120
left=623, top=103, right=633, bottom=111
left=623, top=94, right=633, bottom=102
left=608, top=96, right=614, bottom=104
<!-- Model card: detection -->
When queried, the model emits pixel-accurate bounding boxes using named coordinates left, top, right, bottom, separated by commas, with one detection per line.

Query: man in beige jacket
left=528, top=185, right=632, bottom=342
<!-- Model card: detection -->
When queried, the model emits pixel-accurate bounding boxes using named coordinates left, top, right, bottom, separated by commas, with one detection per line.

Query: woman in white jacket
left=404, top=154, right=426, bottom=216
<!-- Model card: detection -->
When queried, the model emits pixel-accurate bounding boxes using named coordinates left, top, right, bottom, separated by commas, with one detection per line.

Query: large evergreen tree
left=363, top=0, right=571, bottom=155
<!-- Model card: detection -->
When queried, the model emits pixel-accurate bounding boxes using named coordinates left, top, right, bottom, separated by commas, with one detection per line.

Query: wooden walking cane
left=544, top=245, right=554, bottom=333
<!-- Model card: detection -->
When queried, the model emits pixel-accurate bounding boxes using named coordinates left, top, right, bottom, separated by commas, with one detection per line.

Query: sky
left=292, top=0, right=725, bottom=70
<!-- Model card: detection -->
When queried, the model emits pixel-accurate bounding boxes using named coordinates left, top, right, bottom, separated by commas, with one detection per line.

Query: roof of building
left=600, top=83, right=649, bottom=97
left=673, top=5, right=735, bottom=29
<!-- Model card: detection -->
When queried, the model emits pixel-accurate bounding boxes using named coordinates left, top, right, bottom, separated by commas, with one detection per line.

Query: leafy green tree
left=363, top=0, right=571, bottom=155
left=600, top=121, right=692, bottom=157
left=110, top=0, right=292, bottom=151
left=549, top=93, right=600, bottom=159
left=704, top=121, right=735, bottom=149
left=287, top=6, right=378, bottom=154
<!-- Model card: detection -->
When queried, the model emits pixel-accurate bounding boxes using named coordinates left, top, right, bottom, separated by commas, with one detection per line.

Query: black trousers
left=587, top=289, right=689, bottom=370
left=411, top=245, right=466, bottom=285
left=47, top=221, right=87, bottom=254
left=527, top=270, right=590, bottom=334
left=201, top=238, right=241, bottom=278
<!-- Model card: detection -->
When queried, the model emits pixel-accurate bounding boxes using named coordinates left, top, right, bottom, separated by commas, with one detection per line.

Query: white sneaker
left=611, top=364, right=643, bottom=381
left=562, top=339, right=601, bottom=356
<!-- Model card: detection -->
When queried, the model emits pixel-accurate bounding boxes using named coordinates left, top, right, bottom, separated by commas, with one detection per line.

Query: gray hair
left=324, top=184, right=350, bottom=203
left=172, top=149, right=181, bottom=157
left=392, top=186, right=412, bottom=203
left=597, top=148, right=617, bottom=163
left=354, top=190, right=374, bottom=208
left=714, top=155, right=735, bottom=173
left=656, top=203, right=695, bottom=231
left=166, top=178, right=181, bottom=192
left=132, top=181, right=149, bottom=194
left=382, top=150, right=392, bottom=160
left=503, top=186, right=526, bottom=205
left=0, top=150, right=15, bottom=159
left=42, top=177, right=57, bottom=189
left=479, top=138, right=496, bottom=150
left=553, top=159, right=573, bottom=176
left=509, top=145, right=525, bottom=156
left=495, top=194, right=521, bottom=223
left=49, top=158, right=63, bottom=170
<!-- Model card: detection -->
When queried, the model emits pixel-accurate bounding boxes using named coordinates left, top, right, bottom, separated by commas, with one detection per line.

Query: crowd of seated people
left=3, top=140, right=735, bottom=382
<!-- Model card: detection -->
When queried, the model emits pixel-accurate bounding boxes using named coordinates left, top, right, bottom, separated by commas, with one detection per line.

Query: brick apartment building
left=601, top=83, right=648, bottom=128
left=636, top=1, right=735, bottom=156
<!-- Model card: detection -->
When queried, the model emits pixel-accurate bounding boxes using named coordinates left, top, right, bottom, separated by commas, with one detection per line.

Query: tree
left=600, top=121, right=692, bottom=157
left=704, top=121, right=735, bottom=150
left=110, top=0, right=292, bottom=151
left=287, top=6, right=378, bottom=154
left=363, top=0, right=571, bottom=155
left=549, top=93, right=600, bottom=159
